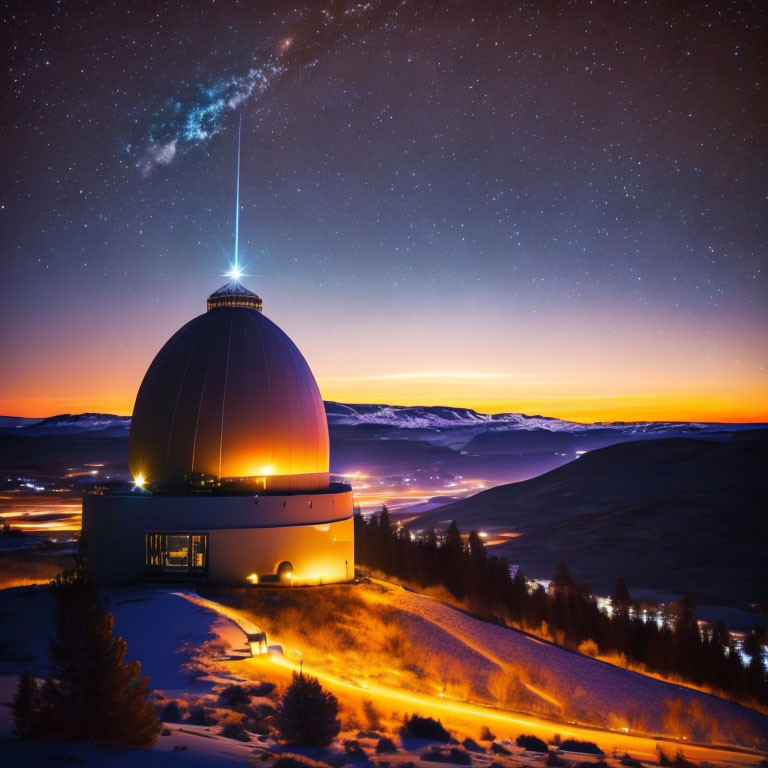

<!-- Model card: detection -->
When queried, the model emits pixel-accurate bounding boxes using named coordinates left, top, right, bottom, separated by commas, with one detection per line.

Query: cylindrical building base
left=82, top=489, right=355, bottom=586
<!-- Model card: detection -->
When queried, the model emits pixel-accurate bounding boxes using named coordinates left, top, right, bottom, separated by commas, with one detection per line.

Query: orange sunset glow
left=1, top=285, right=765, bottom=423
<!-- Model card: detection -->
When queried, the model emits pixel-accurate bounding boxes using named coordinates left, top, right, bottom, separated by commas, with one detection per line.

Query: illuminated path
left=183, top=591, right=767, bottom=767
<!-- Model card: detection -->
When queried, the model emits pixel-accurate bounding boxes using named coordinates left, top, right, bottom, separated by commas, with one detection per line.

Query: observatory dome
left=128, top=280, right=329, bottom=492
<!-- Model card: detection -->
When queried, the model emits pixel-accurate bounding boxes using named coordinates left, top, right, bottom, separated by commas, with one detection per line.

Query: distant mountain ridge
left=0, top=413, right=131, bottom=436
left=2, top=403, right=764, bottom=436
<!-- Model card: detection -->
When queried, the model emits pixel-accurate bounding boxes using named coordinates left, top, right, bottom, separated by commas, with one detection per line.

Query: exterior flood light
left=133, top=473, right=145, bottom=489
left=247, top=573, right=259, bottom=584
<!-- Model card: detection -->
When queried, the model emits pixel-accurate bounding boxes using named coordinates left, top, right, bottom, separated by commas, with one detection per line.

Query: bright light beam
left=227, top=114, right=243, bottom=281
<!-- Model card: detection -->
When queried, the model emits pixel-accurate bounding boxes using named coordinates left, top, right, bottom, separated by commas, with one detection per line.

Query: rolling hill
left=416, top=434, right=768, bottom=605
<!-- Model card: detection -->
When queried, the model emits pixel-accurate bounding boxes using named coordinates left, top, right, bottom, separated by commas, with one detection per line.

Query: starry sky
left=2, top=0, right=766, bottom=422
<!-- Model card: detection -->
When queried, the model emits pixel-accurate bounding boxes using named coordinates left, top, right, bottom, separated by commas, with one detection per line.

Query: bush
left=575, top=762, right=608, bottom=768
left=220, top=684, right=251, bottom=707
left=560, top=739, right=603, bottom=755
left=250, top=681, right=277, bottom=697
left=620, top=755, right=643, bottom=768
left=186, top=705, right=216, bottom=725
left=162, top=700, right=183, bottom=722
left=402, top=714, right=450, bottom=742
left=276, top=672, right=340, bottom=747
left=546, top=751, right=567, bottom=767
left=344, top=740, right=367, bottom=760
left=516, top=735, right=548, bottom=753
left=578, top=639, right=599, bottom=657
left=363, top=699, right=383, bottom=731
left=490, top=742, right=511, bottom=755
left=376, top=737, right=398, bottom=753
left=657, top=746, right=671, bottom=766
left=480, top=726, right=496, bottom=742
left=221, top=722, right=251, bottom=742
left=462, top=738, right=484, bottom=753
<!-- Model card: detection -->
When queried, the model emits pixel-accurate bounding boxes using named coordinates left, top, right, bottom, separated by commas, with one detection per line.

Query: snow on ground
left=0, top=586, right=265, bottom=766
left=2, top=581, right=768, bottom=767
left=0, top=586, right=55, bottom=673
left=109, top=589, right=251, bottom=692
left=371, top=581, right=768, bottom=741
left=0, top=703, right=260, bottom=768
left=0, top=586, right=250, bottom=683
left=0, top=537, right=46, bottom=552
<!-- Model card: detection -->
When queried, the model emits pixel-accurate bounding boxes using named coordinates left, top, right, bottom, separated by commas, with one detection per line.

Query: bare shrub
left=577, top=639, right=599, bottom=657
left=0, top=552, right=74, bottom=589
left=376, top=736, right=398, bottom=753
left=221, top=721, right=251, bottom=741
left=401, top=714, right=450, bottom=742
left=362, top=699, right=383, bottom=731
left=344, top=739, right=367, bottom=760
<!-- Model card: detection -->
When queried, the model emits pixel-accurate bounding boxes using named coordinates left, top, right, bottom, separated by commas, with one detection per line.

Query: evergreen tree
left=444, top=520, right=463, bottom=552
left=12, top=670, right=40, bottom=739
left=508, top=568, right=528, bottom=624
left=611, top=577, right=631, bottom=614
left=438, top=520, right=466, bottom=598
left=276, top=672, right=341, bottom=746
left=39, top=554, right=160, bottom=747
left=744, top=629, right=767, bottom=702
left=551, top=561, right=575, bottom=595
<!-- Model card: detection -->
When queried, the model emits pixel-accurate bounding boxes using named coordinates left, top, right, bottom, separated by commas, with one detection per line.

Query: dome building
left=82, top=278, right=354, bottom=585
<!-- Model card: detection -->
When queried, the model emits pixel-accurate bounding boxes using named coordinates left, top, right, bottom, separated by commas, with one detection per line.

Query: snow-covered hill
left=2, top=404, right=764, bottom=437
left=0, top=413, right=131, bottom=436
left=323, top=401, right=764, bottom=434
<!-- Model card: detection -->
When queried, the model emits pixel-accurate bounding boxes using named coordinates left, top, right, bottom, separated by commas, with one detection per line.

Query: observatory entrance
left=145, top=532, right=208, bottom=578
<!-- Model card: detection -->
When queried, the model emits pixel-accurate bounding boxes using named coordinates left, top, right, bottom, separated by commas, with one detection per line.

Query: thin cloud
left=318, top=371, right=535, bottom=383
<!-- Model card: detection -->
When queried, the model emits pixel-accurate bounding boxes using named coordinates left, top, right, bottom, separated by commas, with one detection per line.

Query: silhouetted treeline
left=354, top=509, right=768, bottom=706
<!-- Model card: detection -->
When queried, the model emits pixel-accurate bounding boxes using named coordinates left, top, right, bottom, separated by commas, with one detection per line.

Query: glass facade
left=145, top=532, right=208, bottom=576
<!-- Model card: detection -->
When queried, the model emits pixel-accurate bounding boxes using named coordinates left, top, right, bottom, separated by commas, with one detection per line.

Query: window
left=145, top=533, right=208, bottom=576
